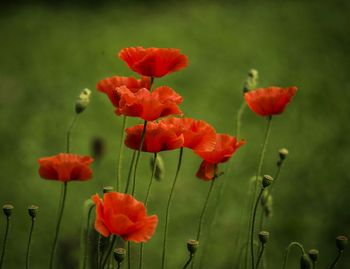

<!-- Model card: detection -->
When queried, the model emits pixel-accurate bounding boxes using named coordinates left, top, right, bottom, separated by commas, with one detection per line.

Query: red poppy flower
left=160, top=117, right=216, bottom=151
left=244, top=86, right=297, bottom=116
left=119, top=47, right=188, bottom=77
left=115, top=85, right=183, bottom=121
left=38, top=153, right=93, bottom=182
left=96, top=76, right=150, bottom=107
left=195, top=134, right=245, bottom=181
left=92, top=192, right=158, bottom=243
left=125, top=122, right=184, bottom=153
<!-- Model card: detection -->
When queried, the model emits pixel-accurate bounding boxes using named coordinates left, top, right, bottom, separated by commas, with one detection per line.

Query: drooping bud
left=91, top=136, right=105, bottom=161
left=262, top=175, right=273, bottom=188
left=150, top=154, right=165, bottom=181
left=2, top=204, right=14, bottom=217
left=103, top=186, right=114, bottom=193
left=308, top=249, right=319, bottom=262
left=300, top=254, right=312, bottom=269
left=279, top=148, right=289, bottom=160
left=258, top=231, right=270, bottom=244
left=187, top=239, right=199, bottom=255
left=75, top=88, right=91, bottom=114
left=28, top=205, right=39, bottom=219
left=113, top=248, right=126, bottom=263
left=243, top=69, right=259, bottom=93
left=336, top=235, right=348, bottom=251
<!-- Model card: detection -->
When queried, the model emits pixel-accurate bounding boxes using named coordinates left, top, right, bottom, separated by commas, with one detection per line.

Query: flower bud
left=113, top=248, right=126, bottom=263
left=243, top=69, right=259, bottom=93
left=103, top=186, right=114, bottom=193
left=300, top=254, right=312, bottom=269
left=258, top=231, right=270, bottom=244
left=150, top=154, right=165, bottom=181
left=91, top=136, right=105, bottom=160
left=28, top=205, right=39, bottom=219
left=262, top=175, right=273, bottom=188
left=2, top=204, right=14, bottom=217
left=187, top=239, right=199, bottom=255
left=75, top=88, right=91, bottom=114
left=308, top=249, right=319, bottom=262
left=279, top=148, right=289, bottom=161
left=336, top=235, right=348, bottom=251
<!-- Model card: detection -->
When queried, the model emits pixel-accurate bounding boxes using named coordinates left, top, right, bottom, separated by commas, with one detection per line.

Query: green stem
left=101, top=236, right=116, bottom=269
left=125, top=151, right=136, bottom=194
left=328, top=250, right=343, bottom=269
left=116, top=116, right=127, bottom=191
left=128, top=242, right=131, bottom=269
left=81, top=203, right=95, bottom=269
left=98, top=235, right=103, bottom=269
left=161, top=147, right=184, bottom=269
left=26, top=217, right=36, bottom=269
left=117, top=262, right=121, bottom=269
left=182, top=255, right=194, bottom=269
left=66, top=114, right=79, bottom=153
left=255, top=245, right=265, bottom=269
left=131, top=120, right=148, bottom=196
left=281, top=242, right=305, bottom=269
left=236, top=101, right=247, bottom=140
left=313, top=261, right=316, bottom=269
left=250, top=188, right=264, bottom=269
left=49, top=182, right=68, bottom=269
left=0, top=217, right=10, bottom=269
left=138, top=153, right=157, bottom=269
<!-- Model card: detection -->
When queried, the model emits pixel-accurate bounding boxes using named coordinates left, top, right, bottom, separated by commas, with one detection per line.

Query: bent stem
left=131, top=120, right=148, bottom=196
left=81, top=201, right=95, bottom=269
left=328, top=250, right=343, bottom=269
left=116, top=116, right=128, bottom=191
left=125, top=151, right=136, bottom=194
left=255, top=245, right=265, bottom=269
left=66, top=114, right=79, bottom=153
left=49, top=182, right=68, bottom=269
left=0, top=216, right=10, bottom=269
left=183, top=255, right=194, bottom=269
left=26, top=217, right=36, bottom=269
left=281, top=241, right=305, bottom=269
left=138, top=153, right=157, bottom=269
left=101, top=236, right=116, bottom=269
left=161, top=147, right=184, bottom=269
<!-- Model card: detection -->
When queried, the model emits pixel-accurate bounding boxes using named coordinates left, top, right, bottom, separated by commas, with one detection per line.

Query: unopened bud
left=103, top=186, right=114, bottom=193
left=308, top=249, right=319, bottom=262
left=187, top=239, right=199, bottom=255
left=150, top=154, right=165, bottom=181
left=336, top=235, right=348, bottom=251
left=113, top=248, right=126, bottom=263
left=258, top=231, right=270, bottom=244
left=75, top=88, right=91, bottom=114
left=91, top=136, right=105, bottom=160
left=279, top=148, right=289, bottom=161
left=243, top=69, right=259, bottom=93
left=28, top=205, right=39, bottom=219
left=300, top=254, right=312, bottom=269
left=2, top=204, right=14, bottom=217
left=262, top=175, right=273, bottom=188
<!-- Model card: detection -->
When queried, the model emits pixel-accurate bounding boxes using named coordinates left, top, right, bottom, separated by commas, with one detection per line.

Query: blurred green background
left=0, top=0, right=349, bottom=268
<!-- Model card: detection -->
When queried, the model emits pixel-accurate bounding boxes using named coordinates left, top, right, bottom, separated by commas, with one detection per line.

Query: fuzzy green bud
left=300, top=254, right=312, bottom=269
left=258, top=231, right=270, bottom=244
left=308, top=249, right=319, bottom=262
left=28, top=205, right=39, bottom=219
left=103, top=186, right=114, bottom=193
left=150, top=154, right=165, bottom=181
left=75, top=88, right=91, bottom=114
left=262, top=175, right=273, bottom=188
left=187, top=239, right=199, bottom=255
left=336, top=235, right=348, bottom=251
left=113, top=248, right=126, bottom=263
left=2, top=204, right=14, bottom=217
left=243, top=69, right=259, bottom=93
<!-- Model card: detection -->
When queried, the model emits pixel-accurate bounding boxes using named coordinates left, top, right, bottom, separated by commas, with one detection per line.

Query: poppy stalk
left=282, top=242, right=306, bottom=269
left=0, top=205, right=13, bottom=269
left=80, top=199, right=95, bottom=269
left=26, top=206, right=38, bottom=269
left=116, top=115, right=127, bottom=191
left=161, top=147, right=184, bottom=269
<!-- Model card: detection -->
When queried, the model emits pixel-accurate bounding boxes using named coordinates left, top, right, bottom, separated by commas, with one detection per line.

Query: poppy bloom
left=160, top=117, right=216, bottom=152
left=125, top=122, right=184, bottom=153
left=244, top=86, right=297, bottom=117
left=92, top=192, right=158, bottom=242
left=38, top=153, right=93, bottom=182
left=115, top=85, right=183, bottom=121
left=96, top=76, right=151, bottom=107
left=195, top=134, right=245, bottom=181
left=119, top=47, right=188, bottom=78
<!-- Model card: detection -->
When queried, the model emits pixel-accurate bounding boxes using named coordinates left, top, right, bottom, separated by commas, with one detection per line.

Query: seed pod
left=279, top=148, right=289, bottom=160
left=300, top=254, right=312, bottom=269
left=258, top=231, right=270, bottom=244
left=28, top=205, right=39, bottom=219
left=187, top=239, right=199, bottom=255
left=308, top=249, right=319, bottom=262
left=262, top=175, right=273, bottom=188
left=336, top=235, right=348, bottom=251
left=2, top=204, right=14, bottom=217
left=113, top=248, right=126, bottom=263
left=103, top=186, right=114, bottom=193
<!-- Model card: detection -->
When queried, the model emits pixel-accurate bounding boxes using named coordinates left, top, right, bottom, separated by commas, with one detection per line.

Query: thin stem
left=125, top=151, right=136, bottom=194
left=0, top=217, right=10, bottom=269
left=97, top=235, right=103, bottom=269
left=312, top=261, right=316, bottom=269
left=82, top=203, right=95, bottom=269
left=26, top=217, right=36, bottom=269
left=66, top=114, right=79, bottom=153
left=236, top=101, right=247, bottom=140
left=281, top=241, right=305, bottom=269
left=127, top=242, right=131, bottom=269
left=117, top=262, right=121, bottom=269
left=49, top=182, right=68, bottom=269
left=255, top=245, right=265, bottom=269
left=138, top=153, right=157, bottom=269
left=161, top=147, right=184, bottom=269
left=250, top=188, right=264, bottom=269
left=116, top=116, right=128, bottom=191
left=131, top=120, right=148, bottom=196
left=101, top=236, right=116, bottom=269
left=328, top=250, right=343, bottom=269
left=182, top=255, right=194, bottom=269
